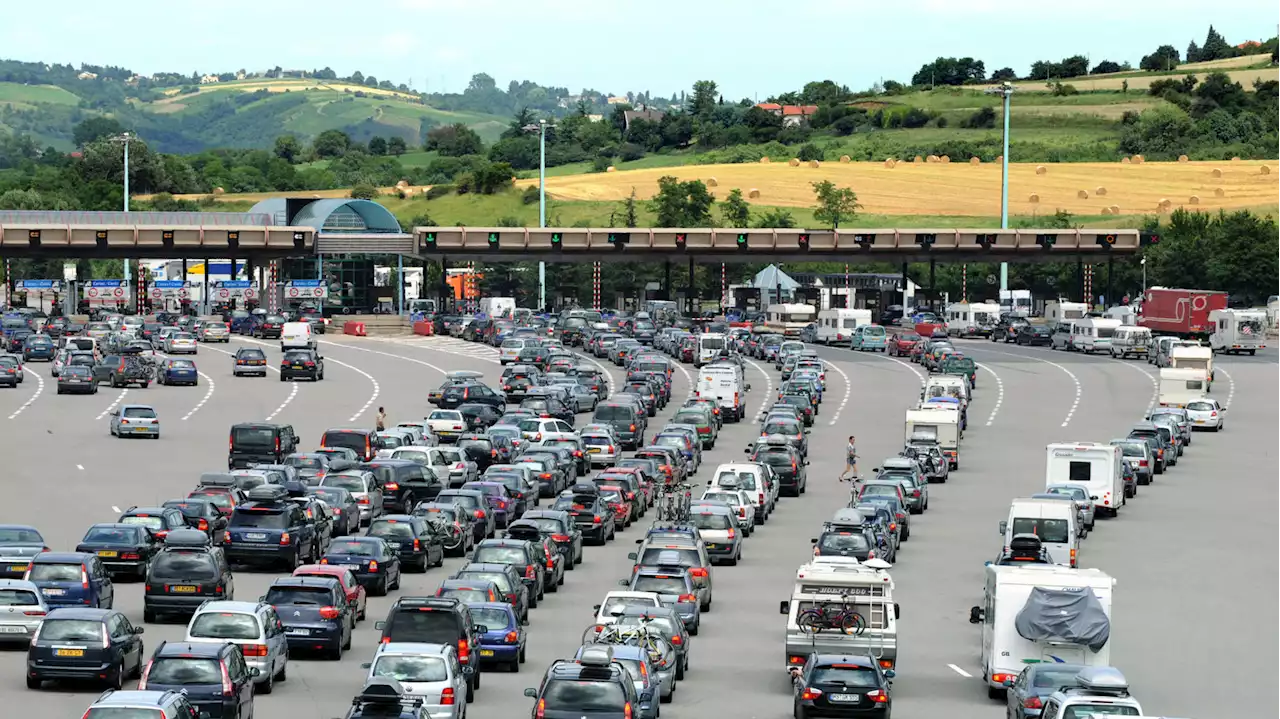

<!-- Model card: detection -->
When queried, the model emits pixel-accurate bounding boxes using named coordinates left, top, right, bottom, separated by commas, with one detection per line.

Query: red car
left=888, top=332, right=922, bottom=357
left=293, top=563, right=368, bottom=621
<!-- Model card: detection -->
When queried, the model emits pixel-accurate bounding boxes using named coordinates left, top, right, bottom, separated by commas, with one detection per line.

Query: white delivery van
left=696, top=333, right=728, bottom=367
left=1069, top=317, right=1121, bottom=354
left=905, top=406, right=961, bottom=469
left=780, top=556, right=899, bottom=670
left=280, top=321, right=315, bottom=351
left=945, top=302, right=1001, bottom=338
left=478, top=296, right=516, bottom=318
left=1000, top=498, right=1081, bottom=567
left=815, top=308, right=871, bottom=344
left=1108, top=326, right=1151, bottom=359
left=695, top=364, right=747, bottom=421
left=1157, top=368, right=1208, bottom=409
left=1208, top=308, right=1267, bottom=355
left=1170, top=344, right=1214, bottom=389
left=970, top=564, right=1115, bottom=697
left=1045, top=443, right=1124, bottom=517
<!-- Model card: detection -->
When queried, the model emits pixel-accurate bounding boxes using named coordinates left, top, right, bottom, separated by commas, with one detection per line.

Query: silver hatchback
left=687, top=503, right=742, bottom=565
left=185, top=600, right=289, bottom=692
left=365, top=642, right=471, bottom=715
left=0, top=579, right=47, bottom=644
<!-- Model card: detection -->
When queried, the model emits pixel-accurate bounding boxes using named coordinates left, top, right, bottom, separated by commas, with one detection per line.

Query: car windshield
left=632, top=575, right=688, bottom=593
left=690, top=512, right=732, bottom=530
left=39, top=619, right=102, bottom=642
left=145, top=657, right=222, bottom=684
left=28, top=563, right=84, bottom=582
left=264, top=586, right=334, bottom=606
left=473, top=546, right=527, bottom=564
left=811, top=665, right=880, bottom=687
left=372, top=654, right=449, bottom=682
left=150, top=553, right=219, bottom=580
left=1011, top=518, right=1070, bottom=544
left=189, top=612, right=260, bottom=639
left=329, top=540, right=377, bottom=556
left=228, top=510, right=287, bottom=528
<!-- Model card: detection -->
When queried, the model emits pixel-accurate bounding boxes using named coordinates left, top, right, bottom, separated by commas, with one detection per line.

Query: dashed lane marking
left=95, top=389, right=128, bottom=421
left=821, top=360, right=852, bottom=426
left=978, top=363, right=1004, bottom=427
left=669, top=359, right=695, bottom=400
left=8, top=367, right=45, bottom=420
left=1217, top=366, right=1234, bottom=410
left=962, top=346, right=1080, bottom=427
left=111, top=505, right=121, bottom=513
left=744, top=358, right=774, bottom=421
left=947, top=664, right=972, bottom=678
left=77, top=464, right=84, bottom=471
left=234, top=338, right=381, bottom=423
left=182, top=372, right=216, bottom=421
left=569, top=350, right=619, bottom=397
left=202, top=344, right=298, bottom=421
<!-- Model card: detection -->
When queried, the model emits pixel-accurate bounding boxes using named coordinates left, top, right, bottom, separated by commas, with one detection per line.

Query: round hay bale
left=1028, top=193, right=1040, bottom=203
left=1077, top=190, right=1089, bottom=199
left=1101, top=206, right=1113, bottom=215
left=1178, top=154, right=1189, bottom=163
left=1214, top=187, right=1225, bottom=197
left=1132, top=154, right=1145, bottom=164
left=1262, top=165, right=1272, bottom=175
left=1035, top=165, right=1047, bottom=175
left=883, top=159, right=896, bottom=169
left=969, top=157, right=981, bottom=165
left=940, top=155, right=951, bottom=164
left=995, top=155, right=1003, bottom=164
left=606, top=166, right=616, bottom=172
left=1211, top=168, right=1222, bottom=178
left=212, top=187, right=225, bottom=196
left=759, top=157, right=771, bottom=164
left=1158, top=198, right=1172, bottom=208
left=396, top=180, right=409, bottom=188
left=747, top=188, right=761, bottom=199
left=807, top=160, right=820, bottom=168
left=840, top=155, right=851, bottom=163
left=926, top=154, right=939, bottom=163
left=706, top=177, right=717, bottom=187
left=1231, top=156, right=1241, bottom=161
left=913, top=155, right=924, bottom=164
left=1095, top=186, right=1107, bottom=196
left=1121, top=156, right=1131, bottom=164
left=1189, top=195, right=1200, bottom=204
left=1109, top=205, right=1120, bottom=214
left=788, top=158, right=800, bottom=167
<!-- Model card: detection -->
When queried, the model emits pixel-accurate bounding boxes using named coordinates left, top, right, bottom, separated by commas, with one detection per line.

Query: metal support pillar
left=1076, top=257, right=1084, bottom=303
left=1106, top=255, right=1114, bottom=309
left=663, top=261, right=672, bottom=303
left=202, top=259, right=210, bottom=316
left=929, top=258, right=937, bottom=311
left=439, top=257, right=448, bottom=310
left=687, top=258, right=696, bottom=315
left=397, top=255, right=405, bottom=315
left=900, top=262, right=909, bottom=307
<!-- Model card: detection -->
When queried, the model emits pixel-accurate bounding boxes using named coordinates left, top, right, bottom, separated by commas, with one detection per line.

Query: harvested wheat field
left=527, top=160, right=1278, bottom=217
left=1010, top=66, right=1277, bottom=92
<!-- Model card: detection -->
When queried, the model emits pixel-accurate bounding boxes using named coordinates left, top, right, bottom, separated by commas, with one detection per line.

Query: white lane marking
left=977, top=363, right=1003, bottom=426
left=570, top=350, right=618, bottom=397
left=1213, top=363, right=1233, bottom=409
left=821, top=360, right=852, bottom=426
left=182, top=372, right=216, bottom=421
left=95, top=389, right=129, bottom=421
left=1101, top=357, right=1158, bottom=414
left=111, top=505, right=121, bottom=513
left=77, top=464, right=84, bottom=471
left=947, top=663, right=972, bottom=678
left=381, top=336, right=500, bottom=364
left=202, top=344, right=298, bottom=420
left=668, top=358, right=695, bottom=400
left=964, top=347, right=1080, bottom=427
left=8, top=367, right=45, bottom=420
left=235, top=338, right=381, bottom=423
left=864, top=351, right=926, bottom=385
left=744, top=358, right=774, bottom=420
left=315, top=339, right=456, bottom=376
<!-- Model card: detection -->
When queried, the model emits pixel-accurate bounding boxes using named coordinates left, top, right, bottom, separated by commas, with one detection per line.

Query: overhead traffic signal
left=1036, top=233, right=1056, bottom=248
left=227, top=231, right=239, bottom=249
left=488, top=232, right=500, bottom=248
left=1139, top=232, right=1160, bottom=246
left=976, top=233, right=997, bottom=248
left=423, top=231, right=437, bottom=249
left=161, top=230, right=174, bottom=249
left=27, top=229, right=39, bottom=248
left=736, top=233, right=748, bottom=249
left=607, top=232, right=630, bottom=246
left=853, top=233, right=874, bottom=247
left=797, top=233, right=810, bottom=249
left=917, top=233, right=936, bottom=248
left=1096, top=233, right=1118, bottom=248
left=674, top=233, right=686, bottom=249
left=550, top=232, right=562, bottom=248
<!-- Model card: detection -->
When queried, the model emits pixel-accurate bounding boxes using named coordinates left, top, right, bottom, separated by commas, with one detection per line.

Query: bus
left=763, top=303, right=817, bottom=338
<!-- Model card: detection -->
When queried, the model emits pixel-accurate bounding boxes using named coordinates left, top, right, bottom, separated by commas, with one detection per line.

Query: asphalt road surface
left=0, top=330, right=1271, bottom=719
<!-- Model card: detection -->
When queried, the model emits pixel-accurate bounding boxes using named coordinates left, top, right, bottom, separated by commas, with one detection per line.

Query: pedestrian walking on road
left=375, top=407, right=387, bottom=432
left=839, top=435, right=858, bottom=480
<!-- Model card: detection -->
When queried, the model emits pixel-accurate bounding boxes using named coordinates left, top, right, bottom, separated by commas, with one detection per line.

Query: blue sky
left=2, top=0, right=1275, bottom=99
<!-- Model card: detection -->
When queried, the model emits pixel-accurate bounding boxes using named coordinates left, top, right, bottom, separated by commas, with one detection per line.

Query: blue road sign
left=287, top=280, right=323, bottom=288
left=16, top=280, right=58, bottom=290
left=153, top=280, right=186, bottom=289
left=216, top=281, right=252, bottom=289
left=88, top=279, right=126, bottom=288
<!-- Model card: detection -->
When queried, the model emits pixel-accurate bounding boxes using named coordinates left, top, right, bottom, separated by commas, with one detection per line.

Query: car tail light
left=990, top=672, right=1016, bottom=685
left=1070, top=548, right=1078, bottom=567
left=678, top=593, right=697, bottom=603
left=80, top=566, right=89, bottom=590
left=121, top=552, right=140, bottom=560
left=800, top=687, right=823, bottom=701
left=624, top=702, right=633, bottom=719
left=593, top=515, right=602, bottom=524
left=690, top=567, right=708, bottom=579
left=865, top=689, right=888, bottom=703
left=438, top=686, right=455, bottom=705
left=223, top=530, right=232, bottom=544
left=535, top=698, right=546, bottom=719
left=197, top=519, right=209, bottom=532
left=457, top=637, right=470, bottom=663
left=241, top=644, right=269, bottom=657
left=1023, top=695, right=1044, bottom=709
left=280, top=532, right=291, bottom=545
left=889, top=522, right=897, bottom=531
left=474, top=509, right=486, bottom=519
left=758, top=492, right=765, bottom=505
left=385, top=482, right=399, bottom=491
left=726, top=528, right=735, bottom=539
left=318, top=606, right=341, bottom=620
left=1139, top=460, right=1148, bottom=467
left=357, top=496, right=370, bottom=505
left=368, top=560, right=379, bottom=572
left=912, top=489, right=921, bottom=497
left=412, top=538, right=421, bottom=552
left=629, top=424, right=636, bottom=432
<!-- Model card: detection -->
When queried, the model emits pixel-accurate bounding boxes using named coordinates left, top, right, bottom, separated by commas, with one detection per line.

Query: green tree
left=72, top=117, right=127, bottom=147
left=621, top=188, right=639, bottom=228
left=312, top=129, right=352, bottom=158
left=650, top=176, right=715, bottom=227
left=1139, top=45, right=1180, bottom=71
left=387, top=136, right=408, bottom=156
left=690, top=80, right=718, bottom=116
left=720, top=188, right=751, bottom=227
left=426, top=123, right=484, bottom=157
left=367, top=136, right=388, bottom=156
left=753, top=208, right=796, bottom=228
left=273, top=134, right=301, bottom=163
left=811, top=180, right=861, bottom=229
left=349, top=183, right=378, bottom=200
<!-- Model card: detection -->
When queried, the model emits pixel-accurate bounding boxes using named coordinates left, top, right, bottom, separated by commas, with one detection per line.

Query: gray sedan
left=1043, top=484, right=1095, bottom=533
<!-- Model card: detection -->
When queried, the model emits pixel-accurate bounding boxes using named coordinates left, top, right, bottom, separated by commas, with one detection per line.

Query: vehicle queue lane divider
left=152, top=350, right=218, bottom=422
left=199, top=344, right=298, bottom=422
left=952, top=345, right=1081, bottom=428
left=234, top=337, right=382, bottom=424
left=7, top=366, right=46, bottom=420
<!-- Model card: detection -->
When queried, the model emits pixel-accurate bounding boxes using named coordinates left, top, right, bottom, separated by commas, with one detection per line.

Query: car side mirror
left=745, top=384, right=752, bottom=391
left=885, top=669, right=896, bottom=679
left=593, top=604, right=601, bottom=613
left=969, top=606, right=983, bottom=624
left=1089, top=495, right=1098, bottom=501
left=627, top=552, right=637, bottom=560
left=810, top=538, right=818, bottom=544
left=524, top=688, right=539, bottom=699
left=779, top=600, right=789, bottom=615
left=998, top=520, right=1007, bottom=535
left=374, top=621, right=386, bottom=630
left=133, top=626, right=145, bottom=634
left=894, top=603, right=901, bottom=619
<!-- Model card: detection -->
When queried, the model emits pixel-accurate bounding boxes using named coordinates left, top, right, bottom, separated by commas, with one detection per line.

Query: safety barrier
left=342, top=321, right=367, bottom=337
left=413, top=321, right=434, bottom=336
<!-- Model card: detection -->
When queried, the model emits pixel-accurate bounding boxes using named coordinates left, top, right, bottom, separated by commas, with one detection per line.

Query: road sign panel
left=243, top=288, right=258, bottom=299
left=312, top=287, right=325, bottom=297
left=87, top=287, right=99, bottom=298
left=178, top=288, right=190, bottom=299
left=112, top=287, right=126, bottom=298
left=150, top=289, right=164, bottom=299
left=289, top=287, right=300, bottom=298
left=218, top=289, right=230, bottom=299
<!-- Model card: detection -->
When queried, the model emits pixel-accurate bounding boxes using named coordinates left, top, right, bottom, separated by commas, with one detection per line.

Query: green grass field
left=0, top=82, right=82, bottom=106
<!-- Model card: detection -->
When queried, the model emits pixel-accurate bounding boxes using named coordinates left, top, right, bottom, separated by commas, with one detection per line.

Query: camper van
left=1102, top=305, right=1138, bottom=327
left=945, top=302, right=1001, bottom=338
left=1070, top=317, right=1122, bottom=354
left=1045, top=300, right=1089, bottom=326
left=970, top=564, right=1115, bottom=698
left=999, top=498, right=1082, bottom=567
left=1208, top=308, right=1266, bottom=355
left=696, top=333, right=728, bottom=367
left=999, top=289, right=1032, bottom=318
left=815, top=308, right=871, bottom=344
left=1045, top=443, right=1124, bottom=517
left=780, top=556, right=899, bottom=669
left=1157, top=367, right=1208, bottom=409
left=764, top=303, right=817, bottom=338
left=1170, top=344, right=1214, bottom=389
left=905, top=405, right=961, bottom=469
left=1109, top=326, right=1151, bottom=359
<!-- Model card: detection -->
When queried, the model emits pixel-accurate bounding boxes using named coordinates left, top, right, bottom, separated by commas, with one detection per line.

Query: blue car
left=22, top=335, right=55, bottom=361
left=25, top=552, right=114, bottom=609
left=264, top=576, right=354, bottom=659
left=466, top=601, right=526, bottom=670
left=157, top=358, right=199, bottom=386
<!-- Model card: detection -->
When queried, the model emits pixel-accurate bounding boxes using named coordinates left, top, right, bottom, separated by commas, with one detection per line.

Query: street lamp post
left=109, top=133, right=140, bottom=287
left=522, top=119, right=550, bottom=310
left=984, top=82, right=1016, bottom=294
left=1141, top=257, right=1147, bottom=294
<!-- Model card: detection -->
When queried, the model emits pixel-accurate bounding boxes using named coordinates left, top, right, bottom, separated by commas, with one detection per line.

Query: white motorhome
left=1000, top=498, right=1082, bottom=567
left=1070, top=317, right=1121, bottom=354
left=695, top=363, right=748, bottom=421
left=1170, top=344, right=1214, bottom=389
left=1045, top=443, right=1124, bottom=517
left=478, top=296, right=515, bottom=318
left=1157, top=367, right=1208, bottom=409
left=1208, top=308, right=1266, bottom=355
left=971, top=565, right=1115, bottom=697
left=780, top=556, right=898, bottom=669
left=905, top=405, right=961, bottom=469
left=764, top=303, right=817, bottom=338
left=695, top=332, right=729, bottom=367
left=1102, top=305, right=1137, bottom=327
left=1045, top=300, right=1088, bottom=326
left=815, top=308, right=871, bottom=344
left=945, top=302, right=1001, bottom=338
left=999, top=289, right=1033, bottom=318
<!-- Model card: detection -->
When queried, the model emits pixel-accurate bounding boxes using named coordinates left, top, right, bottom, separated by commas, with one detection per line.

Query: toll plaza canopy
left=249, top=198, right=414, bottom=255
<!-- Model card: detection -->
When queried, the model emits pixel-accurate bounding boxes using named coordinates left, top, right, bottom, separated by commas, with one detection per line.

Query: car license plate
left=97, top=551, right=118, bottom=558
left=829, top=694, right=859, bottom=702
left=170, top=585, right=198, bottom=593
left=9, top=565, right=27, bottom=573
left=286, top=628, right=310, bottom=636
left=54, top=648, right=84, bottom=657
left=245, top=533, right=267, bottom=541
left=588, top=447, right=601, bottom=453
left=705, top=543, right=719, bottom=549
left=341, top=564, right=361, bottom=571
left=388, top=543, right=401, bottom=550
left=1194, top=419, right=1205, bottom=424
left=0, top=625, right=26, bottom=633
left=41, top=588, right=65, bottom=596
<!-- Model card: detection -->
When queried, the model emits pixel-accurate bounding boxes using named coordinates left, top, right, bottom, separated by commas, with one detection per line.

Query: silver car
left=320, top=471, right=384, bottom=525
left=549, top=378, right=599, bottom=413
left=580, top=430, right=620, bottom=467
left=0, top=579, right=48, bottom=644
left=109, top=404, right=160, bottom=439
left=197, top=321, right=230, bottom=343
left=163, top=332, right=198, bottom=354
left=687, top=502, right=743, bottom=565
left=1043, top=484, right=1096, bottom=533
left=1149, top=407, right=1192, bottom=446
left=1185, top=398, right=1225, bottom=431
left=186, top=601, right=289, bottom=692
left=365, top=642, right=470, bottom=716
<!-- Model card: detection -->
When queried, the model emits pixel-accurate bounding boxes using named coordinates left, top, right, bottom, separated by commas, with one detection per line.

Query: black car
left=471, top=538, right=546, bottom=602
left=412, top=502, right=475, bottom=557
left=118, top=506, right=189, bottom=541
left=143, top=530, right=234, bottom=622
left=992, top=316, right=1030, bottom=343
left=453, top=561, right=531, bottom=622
left=362, top=458, right=443, bottom=514
left=56, top=365, right=98, bottom=394
left=438, top=381, right=505, bottom=411
left=139, top=641, right=257, bottom=719
left=501, top=371, right=540, bottom=401
left=321, top=536, right=402, bottom=595
left=222, top=485, right=318, bottom=569
left=517, top=509, right=584, bottom=568
left=366, top=515, right=445, bottom=572
left=252, top=314, right=287, bottom=339
left=458, top=434, right=501, bottom=472
left=1015, top=324, right=1053, bottom=346
left=263, top=576, right=354, bottom=659
left=523, top=645, right=639, bottom=718
left=280, top=348, right=324, bottom=381
left=75, top=524, right=159, bottom=580
left=93, top=354, right=152, bottom=388
left=751, top=445, right=807, bottom=496
left=321, top=428, right=381, bottom=462
left=27, top=608, right=145, bottom=690
left=812, top=523, right=881, bottom=561
left=0, top=355, right=22, bottom=387
left=307, top=486, right=361, bottom=536
left=161, top=499, right=228, bottom=538
left=458, top=402, right=503, bottom=431
left=789, top=653, right=894, bottom=718
left=228, top=422, right=299, bottom=469
left=550, top=486, right=615, bottom=545
left=374, top=596, right=482, bottom=693
left=514, top=454, right=570, bottom=498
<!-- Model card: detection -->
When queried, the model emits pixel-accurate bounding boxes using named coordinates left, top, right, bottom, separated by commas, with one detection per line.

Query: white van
left=815, top=308, right=870, bottom=344
left=1045, top=443, right=1124, bottom=517
left=1108, top=326, right=1151, bottom=359
left=1045, top=300, right=1088, bottom=326
left=1208, top=308, right=1267, bottom=355
left=1000, top=498, right=1081, bottom=567
left=1070, top=317, right=1121, bottom=354
left=905, top=405, right=961, bottom=469
left=1157, top=367, right=1208, bottom=408
left=695, top=333, right=728, bottom=367
left=281, top=322, right=316, bottom=351
left=695, top=364, right=747, bottom=421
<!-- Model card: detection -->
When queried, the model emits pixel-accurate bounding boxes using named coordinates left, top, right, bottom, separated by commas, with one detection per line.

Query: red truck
left=1137, top=288, right=1227, bottom=338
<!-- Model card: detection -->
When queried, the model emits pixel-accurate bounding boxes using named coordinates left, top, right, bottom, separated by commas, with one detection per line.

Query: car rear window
left=456, top=571, right=513, bottom=593
left=691, top=512, right=732, bottom=530
left=386, top=609, right=460, bottom=643
left=146, top=657, right=222, bottom=684
left=233, top=427, right=275, bottom=446
left=229, top=510, right=289, bottom=529
left=368, top=521, right=415, bottom=540
left=0, top=588, right=39, bottom=605
left=150, top=553, right=218, bottom=580
left=632, top=575, right=688, bottom=593
left=122, top=407, right=157, bottom=419
left=322, top=475, right=366, bottom=493
left=638, top=547, right=699, bottom=567
left=1011, top=518, right=1070, bottom=544
left=372, top=654, right=449, bottom=682
left=811, top=665, right=880, bottom=687
left=28, top=563, right=83, bottom=582
left=593, top=405, right=634, bottom=422
left=472, top=546, right=528, bottom=565
left=85, top=708, right=164, bottom=719
left=329, top=540, right=377, bottom=556
left=189, top=612, right=260, bottom=640
left=322, top=431, right=370, bottom=452
left=543, top=679, right=627, bottom=710
left=264, top=586, right=335, bottom=606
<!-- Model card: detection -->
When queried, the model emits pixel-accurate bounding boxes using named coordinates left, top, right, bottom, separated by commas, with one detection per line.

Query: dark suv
left=523, top=645, right=640, bottom=719
left=228, top=422, right=299, bottom=469
left=472, top=538, right=546, bottom=602
left=375, top=597, right=483, bottom=695
left=321, top=428, right=381, bottom=462
left=138, top=641, right=257, bottom=718
left=439, top=382, right=505, bottom=411
left=143, top=529, right=233, bottom=622
left=223, top=485, right=318, bottom=569
left=263, top=576, right=354, bottom=659
left=280, top=348, right=324, bottom=381
left=362, top=458, right=444, bottom=514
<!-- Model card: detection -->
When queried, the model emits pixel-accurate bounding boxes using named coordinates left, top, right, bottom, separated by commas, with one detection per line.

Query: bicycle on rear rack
left=795, top=591, right=868, bottom=636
